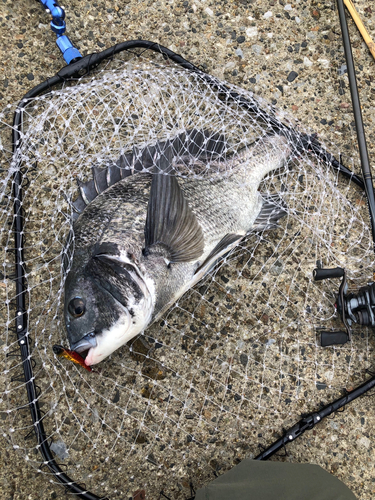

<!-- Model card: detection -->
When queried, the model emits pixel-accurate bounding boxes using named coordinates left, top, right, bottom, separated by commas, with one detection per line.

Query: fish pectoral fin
left=252, top=194, right=287, bottom=232
left=144, top=147, right=204, bottom=263
left=195, top=233, right=243, bottom=276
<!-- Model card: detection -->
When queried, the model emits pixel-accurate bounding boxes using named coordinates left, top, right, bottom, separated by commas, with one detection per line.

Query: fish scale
left=64, top=132, right=291, bottom=366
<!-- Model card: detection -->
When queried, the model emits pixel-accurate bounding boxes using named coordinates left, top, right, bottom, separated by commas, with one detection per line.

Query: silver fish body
left=64, top=133, right=291, bottom=365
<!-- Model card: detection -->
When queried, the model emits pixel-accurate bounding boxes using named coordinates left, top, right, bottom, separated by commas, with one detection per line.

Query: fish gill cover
left=0, top=41, right=374, bottom=500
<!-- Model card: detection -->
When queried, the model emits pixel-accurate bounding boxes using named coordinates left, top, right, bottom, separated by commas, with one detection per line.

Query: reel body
left=314, top=266, right=375, bottom=345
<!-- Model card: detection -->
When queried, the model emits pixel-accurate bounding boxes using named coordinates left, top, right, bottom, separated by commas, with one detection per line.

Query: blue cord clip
left=39, top=0, right=82, bottom=64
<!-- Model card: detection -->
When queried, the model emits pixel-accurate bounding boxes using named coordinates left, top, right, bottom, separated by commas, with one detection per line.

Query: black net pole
left=255, top=374, right=375, bottom=460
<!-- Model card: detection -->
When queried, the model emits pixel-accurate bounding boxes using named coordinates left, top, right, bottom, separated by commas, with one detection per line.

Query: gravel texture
left=1, top=0, right=375, bottom=499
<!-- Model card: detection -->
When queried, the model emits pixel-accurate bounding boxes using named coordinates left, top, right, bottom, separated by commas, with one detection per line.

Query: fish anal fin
left=194, top=233, right=243, bottom=276
left=144, top=148, right=204, bottom=263
left=252, top=194, right=287, bottom=232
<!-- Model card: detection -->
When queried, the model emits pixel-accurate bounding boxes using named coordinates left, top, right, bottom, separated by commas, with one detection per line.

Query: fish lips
left=70, top=332, right=97, bottom=358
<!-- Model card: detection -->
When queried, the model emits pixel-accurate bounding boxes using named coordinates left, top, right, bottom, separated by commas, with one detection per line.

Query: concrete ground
left=0, top=0, right=374, bottom=499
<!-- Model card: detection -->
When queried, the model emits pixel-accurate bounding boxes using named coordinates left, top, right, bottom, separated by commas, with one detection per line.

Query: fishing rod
left=312, top=0, right=375, bottom=346
left=337, top=0, right=375, bottom=247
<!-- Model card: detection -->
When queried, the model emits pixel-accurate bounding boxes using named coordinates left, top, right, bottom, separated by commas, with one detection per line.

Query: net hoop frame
left=7, top=39, right=373, bottom=499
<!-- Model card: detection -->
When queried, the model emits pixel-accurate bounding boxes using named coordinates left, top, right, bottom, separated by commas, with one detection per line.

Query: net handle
left=255, top=374, right=375, bottom=460
left=37, top=0, right=82, bottom=64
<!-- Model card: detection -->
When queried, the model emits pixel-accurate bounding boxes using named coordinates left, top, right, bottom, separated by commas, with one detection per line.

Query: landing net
left=0, top=47, right=374, bottom=498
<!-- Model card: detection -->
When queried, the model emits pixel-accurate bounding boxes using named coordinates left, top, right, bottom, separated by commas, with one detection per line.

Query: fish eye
left=68, top=297, right=86, bottom=318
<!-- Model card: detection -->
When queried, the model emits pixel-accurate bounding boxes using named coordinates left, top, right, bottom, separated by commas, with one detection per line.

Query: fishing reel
left=313, top=265, right=375, bottom=346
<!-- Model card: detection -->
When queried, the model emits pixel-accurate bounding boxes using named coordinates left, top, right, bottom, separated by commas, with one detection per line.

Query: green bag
left=194, top=460, right=357, bottom=500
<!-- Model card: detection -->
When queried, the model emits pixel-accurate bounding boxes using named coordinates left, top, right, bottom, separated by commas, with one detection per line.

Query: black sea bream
left=64, top=131, right=291, bottom=366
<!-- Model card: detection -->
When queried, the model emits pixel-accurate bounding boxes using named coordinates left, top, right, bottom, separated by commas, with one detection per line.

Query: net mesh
left=0, top=48, right=374, bottom=498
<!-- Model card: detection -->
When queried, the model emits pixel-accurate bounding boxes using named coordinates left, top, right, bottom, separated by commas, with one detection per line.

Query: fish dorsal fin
left=144, top=147, right=204, bottom=263
left=70, top=129, right=228, bottom=217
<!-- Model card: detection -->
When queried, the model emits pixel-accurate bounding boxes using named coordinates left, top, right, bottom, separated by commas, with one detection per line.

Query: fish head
left=64, top=246, right=154, bottom=366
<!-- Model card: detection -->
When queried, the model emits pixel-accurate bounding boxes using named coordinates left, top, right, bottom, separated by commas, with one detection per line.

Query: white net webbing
left=0, top=49, right=374, bottom=498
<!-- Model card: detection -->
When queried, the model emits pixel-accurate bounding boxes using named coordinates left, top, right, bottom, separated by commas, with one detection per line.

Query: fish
left=53, top=344, right=93, bottom=372
left=63, top=130, right=291, bottom=366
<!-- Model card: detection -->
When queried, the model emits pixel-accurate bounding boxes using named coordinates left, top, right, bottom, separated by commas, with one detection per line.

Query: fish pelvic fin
left=144, top=146, right=204, bottom=263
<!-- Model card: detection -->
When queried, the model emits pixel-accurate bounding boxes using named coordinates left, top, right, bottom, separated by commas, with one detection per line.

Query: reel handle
left=313, top=266, right=352, bottom=346
left=313, top=267, right=345, bottom=281
left=320, top=331, right=349, bottom=347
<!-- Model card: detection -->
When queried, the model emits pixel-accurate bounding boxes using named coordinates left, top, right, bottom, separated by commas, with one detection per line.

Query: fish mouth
left=70, top=332, right=97, bottom=358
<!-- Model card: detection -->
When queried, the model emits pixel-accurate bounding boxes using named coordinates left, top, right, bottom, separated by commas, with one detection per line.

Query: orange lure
left=53, top=344, right=92, bottom=372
